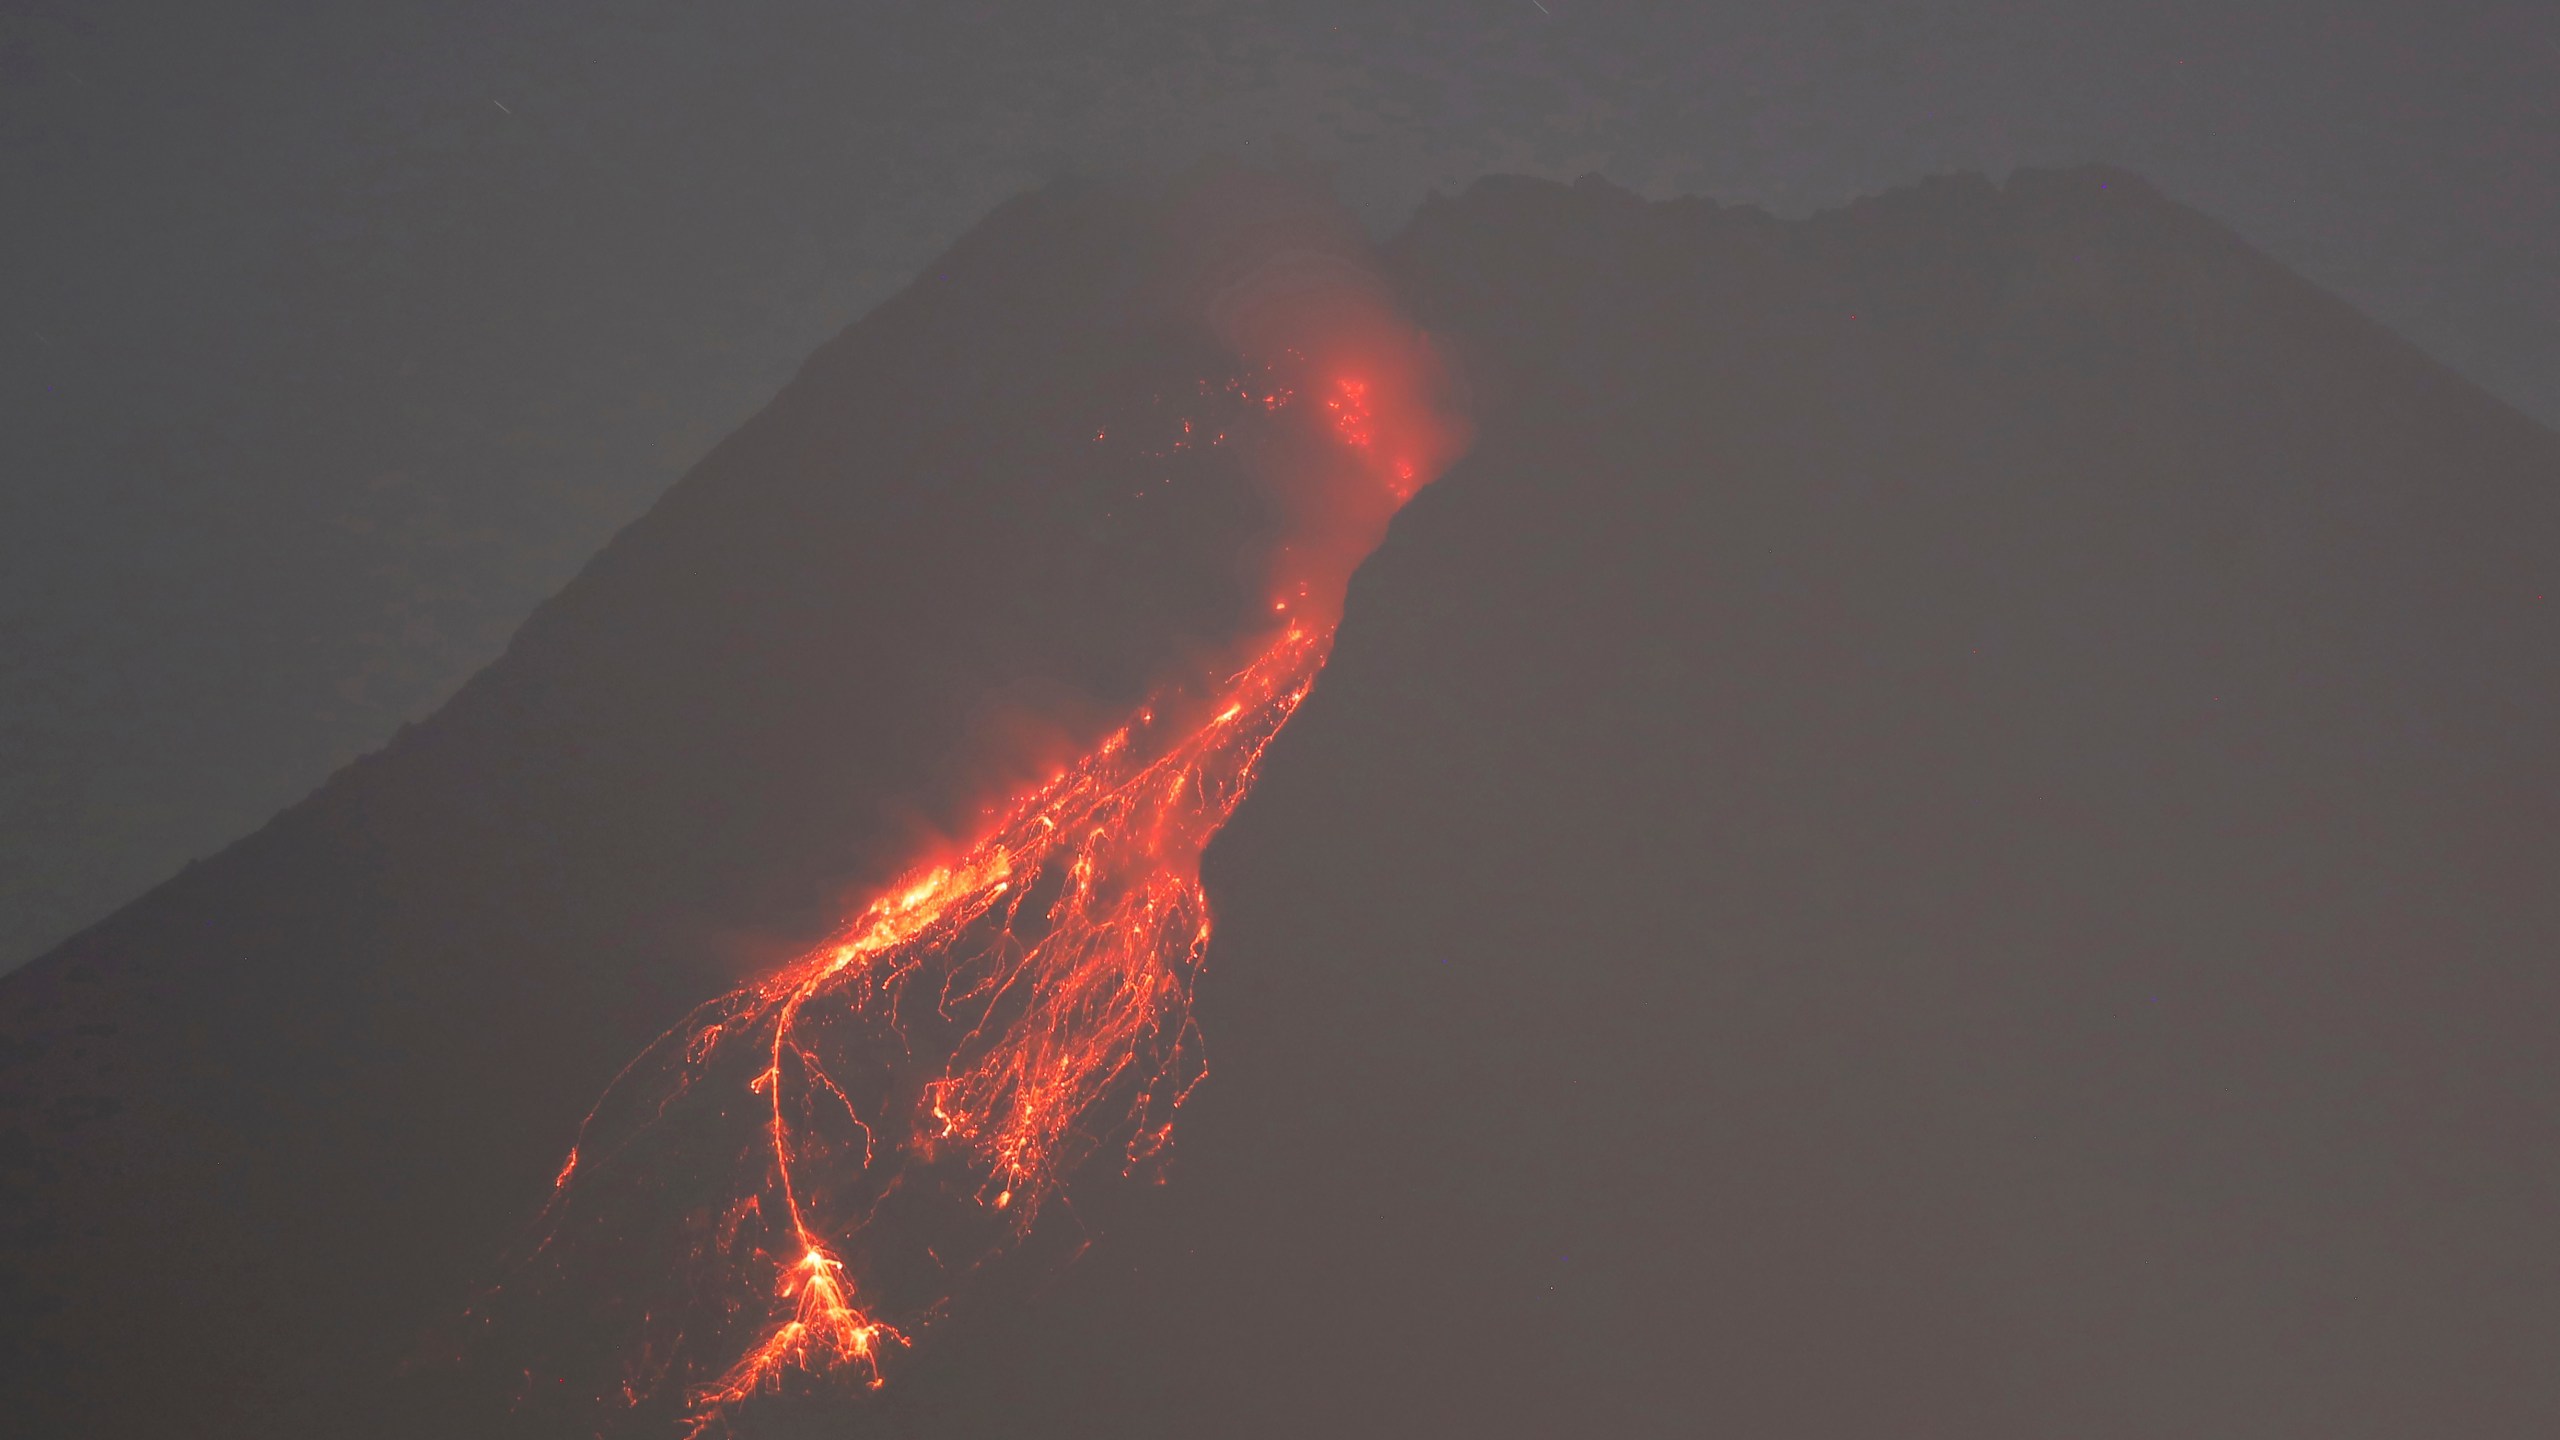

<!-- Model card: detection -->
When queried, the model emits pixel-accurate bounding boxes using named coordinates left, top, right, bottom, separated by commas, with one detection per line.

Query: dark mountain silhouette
left=6, top=164, right=2558, bottom=1438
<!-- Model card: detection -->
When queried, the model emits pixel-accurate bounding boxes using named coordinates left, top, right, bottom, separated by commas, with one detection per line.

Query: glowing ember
left=492, top=324, right=1464, bottom=1435
left=685, top=1245, right=905, bottom=1426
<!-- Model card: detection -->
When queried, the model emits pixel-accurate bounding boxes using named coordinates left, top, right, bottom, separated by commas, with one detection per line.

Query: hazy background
left=5, top=0, right=2556, bottom=971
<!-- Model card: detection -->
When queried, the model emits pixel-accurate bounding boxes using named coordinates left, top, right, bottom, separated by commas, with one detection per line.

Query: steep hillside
left=868, top=169, right=2560, bottom=1438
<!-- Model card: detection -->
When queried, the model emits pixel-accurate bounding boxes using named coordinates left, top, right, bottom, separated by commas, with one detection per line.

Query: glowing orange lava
left=663, top=623, right=1324, bottom=1431
left=498, top=330, right=1465, bottom=1435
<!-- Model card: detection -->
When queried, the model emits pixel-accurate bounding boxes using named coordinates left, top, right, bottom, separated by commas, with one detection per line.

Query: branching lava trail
left=491, top=299, right=1467, bottom=1435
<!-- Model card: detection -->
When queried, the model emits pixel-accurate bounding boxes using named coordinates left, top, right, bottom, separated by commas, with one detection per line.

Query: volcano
left=5, top=164, right=2558, bottom=1438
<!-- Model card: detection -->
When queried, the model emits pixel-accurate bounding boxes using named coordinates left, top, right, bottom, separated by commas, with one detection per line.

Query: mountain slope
left=865, top=168, right=2560, bottom=1438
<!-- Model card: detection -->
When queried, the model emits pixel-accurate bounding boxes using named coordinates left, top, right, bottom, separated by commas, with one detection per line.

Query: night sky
left=3, top=2, right=2554, bottom=969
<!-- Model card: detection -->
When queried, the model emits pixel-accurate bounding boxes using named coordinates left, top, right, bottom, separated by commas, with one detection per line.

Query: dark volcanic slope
left=875, top=171, right=2560, bottom=1439
left=8, top=166, right=2560, bottom=1438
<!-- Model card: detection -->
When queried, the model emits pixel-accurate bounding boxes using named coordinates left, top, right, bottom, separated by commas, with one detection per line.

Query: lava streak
left=497, top=175, right=1469, bottom=1433
left=495, top=348, right=1461, bottom=1434
left=520, top=617, right=1336, bottom=1436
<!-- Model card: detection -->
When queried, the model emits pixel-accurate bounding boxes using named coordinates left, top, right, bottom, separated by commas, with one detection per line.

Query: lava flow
left=660, top=622, right=1324, bottom=1428
left=491, top=303, right=1467, bottom=1433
